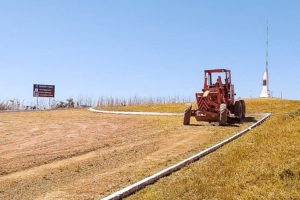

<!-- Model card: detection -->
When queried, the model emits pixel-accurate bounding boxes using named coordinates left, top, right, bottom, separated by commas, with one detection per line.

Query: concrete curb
left=89, top=107, right=183, bottom=116
left=99, top=113, right=272, bottom=200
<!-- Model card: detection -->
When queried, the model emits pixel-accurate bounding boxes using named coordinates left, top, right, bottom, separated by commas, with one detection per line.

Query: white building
left=260, top=67, right=271, bottom=98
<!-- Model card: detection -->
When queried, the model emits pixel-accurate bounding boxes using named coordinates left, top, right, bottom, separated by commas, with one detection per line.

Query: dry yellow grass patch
left=126, top=98, right=300, bottom=199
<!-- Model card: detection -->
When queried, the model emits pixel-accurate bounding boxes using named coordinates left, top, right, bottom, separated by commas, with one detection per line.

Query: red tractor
left=183, top=69, right=245, bottom=126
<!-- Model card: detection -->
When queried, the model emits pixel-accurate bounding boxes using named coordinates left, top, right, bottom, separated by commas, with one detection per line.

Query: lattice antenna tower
left=266, top=21, right=269, bottom=72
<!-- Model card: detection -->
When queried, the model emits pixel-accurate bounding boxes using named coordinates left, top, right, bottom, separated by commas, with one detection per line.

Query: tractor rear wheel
left=219, top=103, right=228, bottom=126
left=183, top=104, right=192, bottom=125
left=240, top=100, right=246, bottom=118
left=234, top=100, right=243, bottom=119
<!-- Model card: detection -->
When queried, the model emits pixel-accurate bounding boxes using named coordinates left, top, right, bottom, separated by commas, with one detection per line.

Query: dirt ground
left=0, top=109, right=261, bottom=199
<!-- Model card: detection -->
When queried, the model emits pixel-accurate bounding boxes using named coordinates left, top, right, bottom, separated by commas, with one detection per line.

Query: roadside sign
left=33, top=84, right=55, bottom=98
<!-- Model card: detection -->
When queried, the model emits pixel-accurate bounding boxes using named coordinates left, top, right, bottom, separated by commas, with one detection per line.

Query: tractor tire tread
left=240, top=100, right=246, bottom=119
left=219, top=103, right=228, bottom=126
left=183, top=104, right=192, bottom=125
left=234, top=100, right=242, bottom=119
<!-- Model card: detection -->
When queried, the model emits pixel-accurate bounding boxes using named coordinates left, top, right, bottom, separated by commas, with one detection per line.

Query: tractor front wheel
left=219, top=103, right=228, bottom=126
left=234, top=100, right=243, bottom=120
left=183, top=104, right=192, bottom=125
left=240, top=100, right=246, bottom=119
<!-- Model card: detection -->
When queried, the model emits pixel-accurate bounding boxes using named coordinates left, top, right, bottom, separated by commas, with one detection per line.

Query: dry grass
left=125, top=98, right=300, bottom=199
left=0, top=107, right=260, bottom=200
left=1, top=99, right=298, bottom=199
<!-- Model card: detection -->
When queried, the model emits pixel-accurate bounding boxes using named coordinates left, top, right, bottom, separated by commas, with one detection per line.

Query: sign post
left=33, top=84, right=55, bottom=109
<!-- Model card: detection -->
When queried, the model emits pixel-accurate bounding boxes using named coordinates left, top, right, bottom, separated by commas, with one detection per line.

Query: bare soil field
left=0, top=109, right=261, bottom=199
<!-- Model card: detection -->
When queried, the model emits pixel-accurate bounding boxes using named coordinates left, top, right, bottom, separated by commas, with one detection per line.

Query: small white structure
left=260, top=67, right=271, bottom=98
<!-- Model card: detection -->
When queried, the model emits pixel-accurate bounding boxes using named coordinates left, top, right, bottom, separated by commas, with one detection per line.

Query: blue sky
left=0, top=0, right=300, bottom=103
